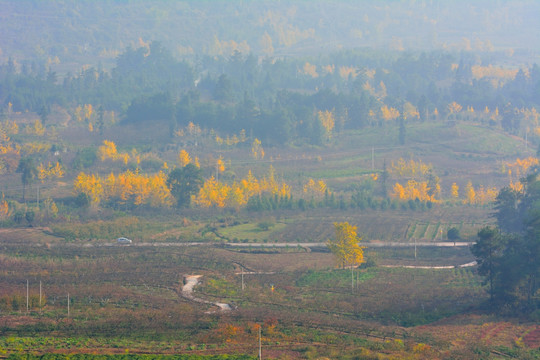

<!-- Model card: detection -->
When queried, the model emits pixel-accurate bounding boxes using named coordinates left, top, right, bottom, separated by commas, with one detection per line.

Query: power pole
left=258, top=325, right=262, bottom=360
left=371, top=147, right=374, bottom=170
left=67, top=293, right=70, bottom=318
left=26, top=280, right=29, bottom=314
left=241, top=267, right=245, bottom=291
left=351, top=265, right=354, bottom=293
left=39, top=280, right=42, bottom=315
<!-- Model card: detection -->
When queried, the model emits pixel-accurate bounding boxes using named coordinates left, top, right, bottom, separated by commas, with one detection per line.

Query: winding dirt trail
left=182, top=275, right=231, bottom=312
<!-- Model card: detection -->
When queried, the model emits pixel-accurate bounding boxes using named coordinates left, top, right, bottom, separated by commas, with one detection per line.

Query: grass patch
left=296, top=268, right=378, bottom=288
left=445, top=268, right=483, bottom=288
left=217, top=222, right=287, bottom=242
left=200, top=276, right=238, bottom=298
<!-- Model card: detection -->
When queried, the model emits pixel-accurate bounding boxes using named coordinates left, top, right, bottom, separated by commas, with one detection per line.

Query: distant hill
left=1, top=0, right=539, bottom=71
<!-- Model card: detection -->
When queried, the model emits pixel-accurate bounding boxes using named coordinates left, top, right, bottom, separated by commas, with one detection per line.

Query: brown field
left=0, top=227, right=538, bottom=359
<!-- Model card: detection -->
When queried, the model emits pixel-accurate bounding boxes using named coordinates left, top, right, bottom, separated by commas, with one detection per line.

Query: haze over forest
left=1, top=0, right=539, bottom=68
left=1, top=1, right=540, bottom=359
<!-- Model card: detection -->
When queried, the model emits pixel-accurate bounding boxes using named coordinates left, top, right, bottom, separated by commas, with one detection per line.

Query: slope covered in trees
left=2, top=43, right=539, bottom=147
left=1, top=0, right=538, bottom=66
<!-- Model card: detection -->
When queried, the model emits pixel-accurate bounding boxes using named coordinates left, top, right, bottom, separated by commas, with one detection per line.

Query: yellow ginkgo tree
left=327, top=222, right=365, bottom=291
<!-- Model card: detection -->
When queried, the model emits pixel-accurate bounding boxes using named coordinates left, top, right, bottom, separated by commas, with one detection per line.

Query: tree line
left=1, top=44, right=539, bottom=146
left=472, top=169, right=540, bottom=313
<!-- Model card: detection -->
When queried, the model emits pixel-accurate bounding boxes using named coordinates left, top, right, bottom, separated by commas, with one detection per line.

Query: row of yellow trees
left=73, top=170, right=172, bottom=207
left=37, top=162, right=64, bottom=182
left=195, top=167, right=291, bottom=209
left=72, top=165, right=333, bottom=210
left=390, top=180, right=498, bottom=205
left=73, top=168, right=504, bottom=210
left=72, top=148, right=539, bottom=210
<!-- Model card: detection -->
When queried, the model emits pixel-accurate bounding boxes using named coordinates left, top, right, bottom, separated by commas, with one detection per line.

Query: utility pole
left=39, top=280, right=42, bottom=315
left=241, top=267, right=245, bottom=291
left=67, top=293, right=70, bottom=318
left=371, top=147, right=374, bottom=170
left=351, top=265, right=354, bottom=293
left=37, top=184, right=39, bottom=209
left=26, top=280, right=29, bottom=314
left=258, top=325, right=262, bottom=360
left=414, top=237, right=417, bottom=260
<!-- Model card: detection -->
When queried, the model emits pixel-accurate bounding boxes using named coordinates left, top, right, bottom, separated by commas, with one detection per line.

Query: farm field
left=0, top=225, right=539, bottom=359
left=0, top=113, right=534, bottom=358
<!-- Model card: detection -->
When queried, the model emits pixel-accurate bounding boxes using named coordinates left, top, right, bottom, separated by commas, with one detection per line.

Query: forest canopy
left=1, top=43, right=539, bottom=147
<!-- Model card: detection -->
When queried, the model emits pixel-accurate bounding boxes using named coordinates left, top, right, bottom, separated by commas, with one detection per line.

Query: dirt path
left=182, top=275, right=231, bottom=312
left=381, top=261, right=477, bottom=269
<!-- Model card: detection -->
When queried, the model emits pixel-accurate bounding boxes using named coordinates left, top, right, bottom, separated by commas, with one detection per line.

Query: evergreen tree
left=166, top=164, right=203, bottom=208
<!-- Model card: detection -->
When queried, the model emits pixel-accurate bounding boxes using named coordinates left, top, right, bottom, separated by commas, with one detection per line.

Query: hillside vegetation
left=1, top=1, right=540, bottom=358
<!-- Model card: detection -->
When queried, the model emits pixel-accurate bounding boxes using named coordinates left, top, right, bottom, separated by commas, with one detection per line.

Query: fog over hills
left=1, top=0, right=539, bottom=69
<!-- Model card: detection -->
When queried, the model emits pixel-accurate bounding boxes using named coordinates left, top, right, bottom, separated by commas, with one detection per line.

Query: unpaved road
left=381, top=261, right=477, bottom=269
left=182, top=275, right=231, bottom=312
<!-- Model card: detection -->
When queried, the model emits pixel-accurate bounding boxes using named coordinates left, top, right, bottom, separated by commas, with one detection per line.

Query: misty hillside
left=1, top=0, right=539, bottom=71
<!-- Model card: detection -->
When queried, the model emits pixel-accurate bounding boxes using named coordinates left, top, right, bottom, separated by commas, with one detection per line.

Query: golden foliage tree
left=505, top=157, right=538, bottom=193
left=43, top=196, right=58, bottom=218
left=447, top=101, right=463, bottom=114
left=303, top=178, right=328, bottom=197
left=25, top=120, right=45, bottom=136
left=327, top=222, right=365, bottom=269
left=75, top=105, right=83, bottom=122
left=322, top=64, right=335, bottom=75
left=390, top=180, right=436, bottom=202
left=464, top=181, right=476, bottom=205
left=74, top=172, right=103, bottom=205
left=302, top=62, right=318, bottom=78
left=194, top=176, right=229, bottom=208
left=390, top=158, right=432, bottom=178
left=0, top=121, right=20, bottom=174
left=380, top=105, right=400, bottom=122
left=37, top=162, right=64, bottom=183
left=178, top=149, right=191, bottom=167
left=251, top=138, right=265, bottom=160
left=451, top=182, right=459, bottom=199
left=0, top=193, right=10, bottom=219
left=318, top=110, right=335, bottom=140
left=98, top=140, right=118, bottom=161
left=217, top=156, right=225, bottom=174
left=84, top=104, right=93, bottom=120
left=21, top=142, right=51, bottom=155
left=338, top=66, right=357, bottom=79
